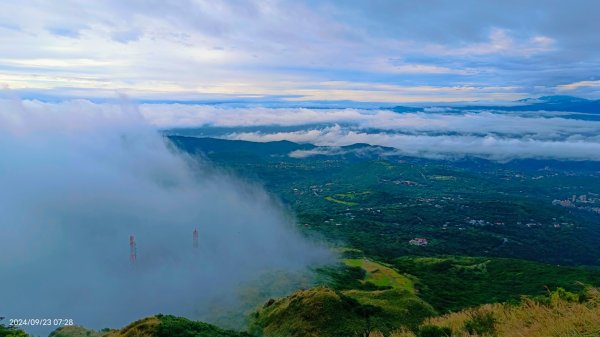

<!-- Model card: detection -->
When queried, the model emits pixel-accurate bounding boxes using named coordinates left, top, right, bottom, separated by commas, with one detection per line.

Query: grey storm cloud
left=0, top=98, right=333, bottom=335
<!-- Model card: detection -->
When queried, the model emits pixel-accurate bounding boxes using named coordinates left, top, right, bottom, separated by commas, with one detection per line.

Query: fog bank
left=0, top=98, right=332, bottom=334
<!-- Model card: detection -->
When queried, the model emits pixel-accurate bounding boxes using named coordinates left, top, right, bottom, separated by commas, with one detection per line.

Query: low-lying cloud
left=20, top=100, right=600, bottom=162
left=140, top=103, right=600, bottom=140
left=141, top=104, right=372, bottom=128
left=228, top=125, right=600, bottom=162
left=155, top=103, right=600, bottom=162
left=0, top=98, right=332, bottom=334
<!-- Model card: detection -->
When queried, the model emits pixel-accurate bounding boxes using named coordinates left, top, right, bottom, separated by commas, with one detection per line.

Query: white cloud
left=9, top=99, right=599, bottom=161
left=135, top=102, right=597, bottom=161
left=227, top=126, right=600, bottom=162
left=141, top=104, right=372, bottom=127
left=557, top=80, right=600, bottom=91
left=9, top=98, right=600, bottom=161
left=138, top=102, right=600, bottom=141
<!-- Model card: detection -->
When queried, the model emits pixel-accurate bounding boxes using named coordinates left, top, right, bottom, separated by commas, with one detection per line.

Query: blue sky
left=1, top=0, right=599, bottom=103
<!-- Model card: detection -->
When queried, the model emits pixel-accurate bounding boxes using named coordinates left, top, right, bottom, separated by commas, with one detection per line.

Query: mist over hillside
left=0, top=98, right=332, bottom=335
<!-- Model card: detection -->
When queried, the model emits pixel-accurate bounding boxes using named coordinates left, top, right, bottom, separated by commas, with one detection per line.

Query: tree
left=0, top=318, right=28, bottom=337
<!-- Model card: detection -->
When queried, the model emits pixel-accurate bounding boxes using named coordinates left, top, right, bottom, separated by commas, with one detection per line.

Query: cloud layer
left=0, top=98, right=331, bottom=334
left=264, top=126, right=600, bottom=162
left=5, top=99, right=598, bottom=162
left=141, top=101, right=600, bottom=161
left=143, top=103, right=600, bottom=138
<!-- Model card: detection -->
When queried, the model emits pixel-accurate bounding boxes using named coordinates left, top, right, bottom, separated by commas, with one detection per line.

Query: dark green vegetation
left=50, top=315, right=252, bottom=337
left=315, top=251, right=600, bottom=319
left=393, top=256, right=600, bottom=313
left=154, top=315, right=253, bottom=337
left=170, top=136, right=600, bottom=266
left=166, top=136, right=600, bottom=333
left=0, top=320, right=28, bottom=337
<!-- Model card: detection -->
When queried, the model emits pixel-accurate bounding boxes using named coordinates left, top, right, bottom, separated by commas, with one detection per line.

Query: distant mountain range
left=167, top=136, right=600, bottom=172
left=391, top=95, right=600, bottom=114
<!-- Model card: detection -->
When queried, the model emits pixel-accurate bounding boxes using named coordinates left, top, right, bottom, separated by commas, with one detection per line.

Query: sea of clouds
left=139, top=103, right=600, bottom=162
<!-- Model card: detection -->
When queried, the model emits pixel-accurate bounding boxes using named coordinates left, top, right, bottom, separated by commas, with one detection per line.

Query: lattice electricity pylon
left=129, top=235, right=137, bottom=264
left=193, top=228, right=199, bottom=248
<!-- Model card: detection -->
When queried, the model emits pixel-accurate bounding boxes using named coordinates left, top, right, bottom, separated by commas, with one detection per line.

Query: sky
left=1, top=0, right=600, bottom=103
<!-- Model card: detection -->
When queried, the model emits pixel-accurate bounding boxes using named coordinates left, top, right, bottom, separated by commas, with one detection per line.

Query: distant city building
left=552, top=199, right=574, bottom=207
left=409, top=237, right=428, bottom=246
left=553, top=194, right=599, bottom=215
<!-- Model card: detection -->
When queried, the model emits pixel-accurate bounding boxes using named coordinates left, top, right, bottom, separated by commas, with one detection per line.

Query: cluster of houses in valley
left=552, top=193, right=600, bottom=215
left=466, top=219, right=505, bottom=227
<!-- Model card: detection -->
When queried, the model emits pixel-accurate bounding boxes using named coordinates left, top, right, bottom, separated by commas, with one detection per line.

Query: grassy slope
left=343, top=289, right=435, bottom=333
left=250, top=287, right=434, bottom=337
left=324, top=195, right=358, bottom=206
left=250, top=287, right=369, bottom=337
left=251, top=259, right=435, bottom=337
left=49, top=315, right=252, bottom=337
left=394, top=256, right=600, bottom=313
left=343, top=258, right=415, bottom=292
left=408, top=287, right=600, bottom=337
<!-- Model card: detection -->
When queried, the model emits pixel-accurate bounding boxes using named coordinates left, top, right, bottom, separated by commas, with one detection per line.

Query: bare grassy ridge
left=369, top=287, right=600, bottom=337
left=250, top=286, right=435, bottom=337
left=343, top=258, right=415, bottom=293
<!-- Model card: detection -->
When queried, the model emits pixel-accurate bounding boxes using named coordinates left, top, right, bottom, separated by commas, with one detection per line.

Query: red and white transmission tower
left=129, top=235, right=137, bottom=264
left=193, top=228, right=199, bottom=248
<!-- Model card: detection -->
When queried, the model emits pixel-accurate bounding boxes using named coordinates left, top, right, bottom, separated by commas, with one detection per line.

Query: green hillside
left=169, top=136, right=600, bottom=266
left=394, top=256, right=600, bottom=313
left=249, top=287, right=434, bottom=337
left=343, top=258, right=415, bottom=292
left=49, top=315, right=252, bottom=337
left=31, top=285, right=600, bottom=337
